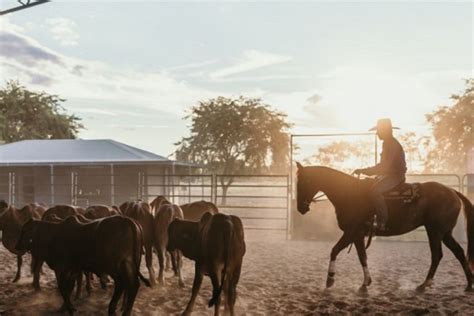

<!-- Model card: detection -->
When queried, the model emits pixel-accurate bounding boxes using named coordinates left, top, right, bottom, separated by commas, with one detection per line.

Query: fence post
left=137, top=172, right=142, bottom=200
left=212, top=173, right=217, bottom=205
left=110, top=164, right=115, bottom=206
left=49, top=165, right=55, bottom=206
left=188, top=175, right=191, bottom=204
left=71, top=172, right=75, bottom=205
left=8, top=172, right=12, bottom=204
left=286, top=175, right=291, bottom=240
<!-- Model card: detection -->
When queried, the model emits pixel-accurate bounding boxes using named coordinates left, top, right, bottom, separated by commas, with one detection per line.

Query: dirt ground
left=1, top=233, right=474, bottom=315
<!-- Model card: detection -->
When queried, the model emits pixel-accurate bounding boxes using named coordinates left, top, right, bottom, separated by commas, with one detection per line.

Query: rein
left=311, top=193, right=327, bottom=203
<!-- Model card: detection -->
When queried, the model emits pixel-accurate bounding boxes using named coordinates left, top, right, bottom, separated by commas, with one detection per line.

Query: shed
left=0, top=139, right=200, bottom=207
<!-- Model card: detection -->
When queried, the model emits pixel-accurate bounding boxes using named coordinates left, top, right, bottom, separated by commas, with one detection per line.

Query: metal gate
left=214, top=175, right=290, bottom=233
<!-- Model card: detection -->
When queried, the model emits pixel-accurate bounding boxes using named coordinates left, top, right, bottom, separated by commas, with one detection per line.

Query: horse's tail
left=208, top=219, right=233, bottom=308
left=456, top=191, right=474, bottom=272
left=131, top=218, right=151, bottom=287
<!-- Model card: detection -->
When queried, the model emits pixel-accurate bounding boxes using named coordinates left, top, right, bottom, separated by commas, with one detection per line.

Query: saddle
left=383, top=182, right=420, bottom=203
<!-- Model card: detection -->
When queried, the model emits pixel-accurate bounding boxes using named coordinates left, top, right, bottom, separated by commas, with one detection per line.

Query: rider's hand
left=353, top=168, right=363, bottom=175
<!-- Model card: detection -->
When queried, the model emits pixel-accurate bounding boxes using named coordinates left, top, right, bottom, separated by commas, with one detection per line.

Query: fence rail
left=2, top=172, right=290, bottom=235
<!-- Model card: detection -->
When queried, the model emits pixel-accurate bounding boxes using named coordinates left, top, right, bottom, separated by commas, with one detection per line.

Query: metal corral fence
left=0, top=172, right=290, bottom=235
left=0, top=173, right=14, bottom=204
left=214, top=175, right=289, bottom=233
left=140, top=174, right=214, bottom=206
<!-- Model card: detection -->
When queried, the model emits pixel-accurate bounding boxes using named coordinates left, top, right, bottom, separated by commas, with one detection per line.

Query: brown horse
left=296, top=164, right=474, bottom=292
left=0, top=201, right=45, bottom=282
left=120, top=200, right=156, bottom=287
left=153, top=202, right=184, bottom=286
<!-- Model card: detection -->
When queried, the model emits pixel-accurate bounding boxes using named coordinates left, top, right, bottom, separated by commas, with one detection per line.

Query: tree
left=0, top=81, right=82, bottom=143
left=398, top=132, right=426, bottom=173
left=304, top=132, right=427, bottom=174
left=175, top=96, right=292, bottom=204
left=424, top=79, right=473, bottom=173
left=304, top=140, right=374, bottom=173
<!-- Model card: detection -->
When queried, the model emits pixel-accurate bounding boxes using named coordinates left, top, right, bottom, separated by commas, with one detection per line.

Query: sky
left=0, top=1, right=472, bottom=158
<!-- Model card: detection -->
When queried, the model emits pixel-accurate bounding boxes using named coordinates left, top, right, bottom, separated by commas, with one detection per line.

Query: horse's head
left=296, top=162, right=320, bottom=215
left=0, top=200, right=12, bottom=229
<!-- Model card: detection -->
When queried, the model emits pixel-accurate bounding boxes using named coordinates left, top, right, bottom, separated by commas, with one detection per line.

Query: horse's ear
left=296, top=162, right=304, bottom=170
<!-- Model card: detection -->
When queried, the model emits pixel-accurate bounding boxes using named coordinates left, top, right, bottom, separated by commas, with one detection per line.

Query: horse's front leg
left=354, top=236, right=372, bottom=292
left=326, top=233, right=352, bottom=288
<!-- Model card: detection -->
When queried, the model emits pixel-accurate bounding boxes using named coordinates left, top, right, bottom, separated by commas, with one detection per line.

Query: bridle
left=311, top=193, right=327, bottom=203
left=301, top=192, right=327, bottom=209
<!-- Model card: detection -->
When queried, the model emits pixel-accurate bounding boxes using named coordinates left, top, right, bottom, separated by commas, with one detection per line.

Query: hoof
left=178, top=281, right=185, bottom=288
left=366, top=277, right=372, bottom=286
left=58, top=304, right=75, bottom=313
left=326, top=277, right=335, bottom=288
left=12, top=277, right=20, bottom=283
left=416, top=280, right=432, bottom=293
left=465, top=285, right=473, bottom=292
left=358, top=285, right=368, bottom=293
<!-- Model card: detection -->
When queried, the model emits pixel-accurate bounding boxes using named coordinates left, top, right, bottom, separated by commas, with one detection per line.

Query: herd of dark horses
left=0, top=197, right=245, bottom=316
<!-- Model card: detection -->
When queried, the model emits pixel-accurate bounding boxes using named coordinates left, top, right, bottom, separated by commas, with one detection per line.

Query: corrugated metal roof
left=0, top=139, right=178, bottom=166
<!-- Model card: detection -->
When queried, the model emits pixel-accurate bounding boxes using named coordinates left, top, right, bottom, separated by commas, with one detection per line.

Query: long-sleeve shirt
left=361, top=137, right=407, bottom=176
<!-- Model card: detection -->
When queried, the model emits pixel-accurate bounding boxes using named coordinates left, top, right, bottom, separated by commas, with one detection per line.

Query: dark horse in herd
left=296, top=163, right=474, bottom=292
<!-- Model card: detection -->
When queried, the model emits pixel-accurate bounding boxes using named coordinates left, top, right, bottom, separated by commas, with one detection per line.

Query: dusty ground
left=1, top=234, right=474, bottom=315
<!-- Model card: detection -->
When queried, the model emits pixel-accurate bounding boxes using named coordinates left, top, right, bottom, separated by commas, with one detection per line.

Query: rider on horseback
left=354, top=118, right=407, bottom=231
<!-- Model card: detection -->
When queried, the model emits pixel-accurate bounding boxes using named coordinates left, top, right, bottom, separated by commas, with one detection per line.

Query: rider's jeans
left=369, top=174, right=405, bottom=226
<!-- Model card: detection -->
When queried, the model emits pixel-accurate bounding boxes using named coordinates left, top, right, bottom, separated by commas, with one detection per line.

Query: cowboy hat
left=369, top=118, right=400, bottom=131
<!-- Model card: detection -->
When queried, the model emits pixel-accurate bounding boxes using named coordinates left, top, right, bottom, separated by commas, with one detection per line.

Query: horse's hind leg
left=12, top=255, right=22, bottom=283
left=145, top=244, right=156, bottom=287
left=417, top=228, right=443, bottom=292
left=108, top=276, right=124, bottom=315
left=354, top=237, right=372, bottom=291
left=326, top=233, right=352, bottom=288
left=442, top=233, right=473, bottom=291
left=121, top=262, right=140, bottom=316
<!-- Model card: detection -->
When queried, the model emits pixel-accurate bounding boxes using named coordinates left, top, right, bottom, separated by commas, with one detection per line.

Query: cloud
left=0, top=31, right=64, bottom=67
left=209, top=49, right=292, bottom=80
left=76, top=108, right=118, bottom=116
left=45, top=18, right=80, bottom=46
left=209, top=74, right=308, bottom=83
left=1, top=62, right=55, bottom=86
left=0, top=21, right=215, bottom=119
left=166, top=59, right=218, bottom=72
